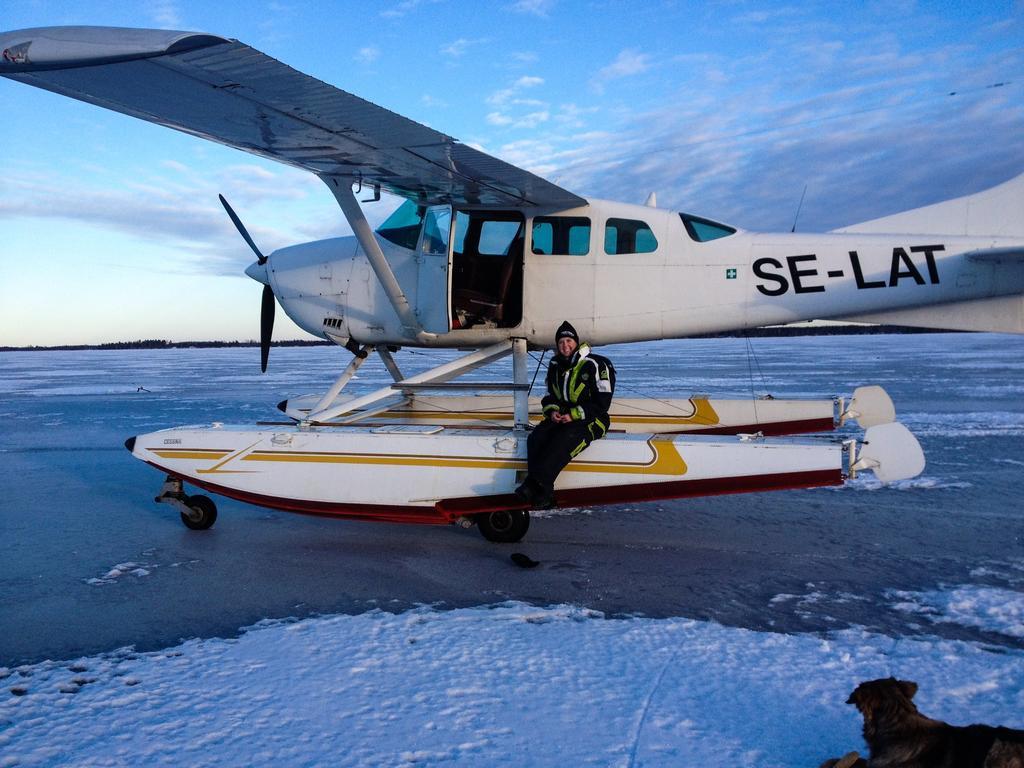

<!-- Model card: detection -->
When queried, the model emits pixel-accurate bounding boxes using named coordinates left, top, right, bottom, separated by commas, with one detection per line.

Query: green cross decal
left=726, top=268, right=737, bottom=279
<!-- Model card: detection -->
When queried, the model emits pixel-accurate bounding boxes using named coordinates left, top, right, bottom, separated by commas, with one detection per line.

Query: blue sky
left=1, top=0, right=1022, bottom=345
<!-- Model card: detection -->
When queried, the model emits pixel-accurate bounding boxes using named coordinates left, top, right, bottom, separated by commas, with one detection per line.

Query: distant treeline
left=0, top=325, right=958, bottom=352
left=0, top=339, right=332, bottom=352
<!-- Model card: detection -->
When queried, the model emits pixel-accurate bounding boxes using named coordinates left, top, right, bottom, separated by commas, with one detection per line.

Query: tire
left=477, top=510, right=530, bottom=543
left=180, top=494, right=218, bottom=530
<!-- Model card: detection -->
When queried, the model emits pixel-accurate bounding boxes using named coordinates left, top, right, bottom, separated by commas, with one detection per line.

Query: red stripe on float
left=682, top=417, right=836, bottom=436
left=144, top=462, right=447, bottom=525
left=436, top=468, right=843, bottom=517
left=146, top=462, right=842, bottom=526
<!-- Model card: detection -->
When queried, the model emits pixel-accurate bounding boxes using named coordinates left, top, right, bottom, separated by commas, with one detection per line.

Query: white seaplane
left=3, top=26, right=1022, bottom=542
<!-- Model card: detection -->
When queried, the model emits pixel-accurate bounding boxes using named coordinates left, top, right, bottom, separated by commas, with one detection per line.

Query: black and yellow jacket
left=540, top=343, right=615, bottom=435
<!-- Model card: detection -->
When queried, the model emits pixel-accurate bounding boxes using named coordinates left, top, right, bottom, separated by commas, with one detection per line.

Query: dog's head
left=846, top=678, right=920, bottom=734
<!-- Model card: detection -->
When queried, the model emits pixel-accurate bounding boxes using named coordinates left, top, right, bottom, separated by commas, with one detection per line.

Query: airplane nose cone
left=124, top=436, right=136, bottom=453
left=245, top=260, right=270, bottom=285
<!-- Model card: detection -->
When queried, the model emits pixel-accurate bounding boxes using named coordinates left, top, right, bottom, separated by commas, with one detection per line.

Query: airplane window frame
left=604, top=217, right=658, bottom=255
left=531, top=216, right=591, bottom=256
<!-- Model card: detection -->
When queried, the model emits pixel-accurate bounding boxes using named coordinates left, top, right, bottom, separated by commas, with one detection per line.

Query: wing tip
left=0, top=25, right=228, bottom=73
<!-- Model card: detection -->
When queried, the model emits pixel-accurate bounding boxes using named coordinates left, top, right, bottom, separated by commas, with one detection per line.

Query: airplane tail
left=833, top=171, right=1024, bottom=237
left=834, top=172, right=1024, bottom=333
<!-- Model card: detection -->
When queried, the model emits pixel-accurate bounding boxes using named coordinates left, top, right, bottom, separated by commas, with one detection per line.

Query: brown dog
left=841, top=678, right=1024, bottom=767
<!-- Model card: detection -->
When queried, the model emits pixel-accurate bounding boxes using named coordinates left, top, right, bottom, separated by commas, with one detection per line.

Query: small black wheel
left=180, top=494, right=217, bottom=530
left=477, top=510, right=530, bottom=543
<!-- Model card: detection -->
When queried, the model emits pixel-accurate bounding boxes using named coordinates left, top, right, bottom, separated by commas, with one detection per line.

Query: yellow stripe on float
left=241, top=437, right=687, bottom=476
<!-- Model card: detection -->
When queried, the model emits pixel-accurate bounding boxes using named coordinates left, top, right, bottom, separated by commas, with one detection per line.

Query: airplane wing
left=0, top=26, right=586, bottom=209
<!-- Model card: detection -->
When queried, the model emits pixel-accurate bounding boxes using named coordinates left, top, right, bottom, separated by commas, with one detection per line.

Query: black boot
left=532, top=485, right=555, bottom=510
left=514, top=477, right=540, bottom=504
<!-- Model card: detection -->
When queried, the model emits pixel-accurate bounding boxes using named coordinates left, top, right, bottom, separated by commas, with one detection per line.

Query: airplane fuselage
left=267, top=197, right=1024, bottom=348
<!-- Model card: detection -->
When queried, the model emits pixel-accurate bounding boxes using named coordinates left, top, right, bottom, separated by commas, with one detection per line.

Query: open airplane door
left=413, top=204, right=454, bottom=334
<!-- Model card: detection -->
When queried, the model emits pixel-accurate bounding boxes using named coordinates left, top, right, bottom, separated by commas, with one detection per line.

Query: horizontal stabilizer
left=853, top=422, right=925, bottom=483
left=833, top=172, right=1024, bottom=237
left=841, top=385, right=895, bottom=428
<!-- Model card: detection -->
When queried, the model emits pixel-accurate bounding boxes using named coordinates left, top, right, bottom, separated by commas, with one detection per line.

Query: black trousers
left=527, top=418, right=598, bottom=491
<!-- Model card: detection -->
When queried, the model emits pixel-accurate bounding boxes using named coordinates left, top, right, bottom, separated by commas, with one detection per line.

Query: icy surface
left=3, top=603, right=1023, bottom=768
left=2, top=334, right=1024, bottom=764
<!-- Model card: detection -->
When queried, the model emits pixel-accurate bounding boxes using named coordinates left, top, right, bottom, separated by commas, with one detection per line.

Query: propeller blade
left=260, top=283, right=275, bottom=373
left=219, top=194, right=266, bottom=265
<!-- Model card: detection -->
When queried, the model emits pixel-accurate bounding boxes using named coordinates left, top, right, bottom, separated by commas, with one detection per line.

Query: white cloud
left=591, top=49, right=652, bottom=93
left=151, top=1, right=183, bottom=28
left=487, top=76, right=545, bottom=107
left=0, top=162, right=326, bottom=276
left=355, top=46, right=380, bottom=65
left=380, top=0, right=430, bottom=18
left=486, top=111, right=550, bottom=129
left=485, top=76, right=550, bottom=130
left=553, top=103, right=598, bottom=129
left=508, top=0, right=555, bottom=17
left=599, top=49, right=651, bottom=79
left=422, top=94, right=449, bottom=108
left=440, top=38, right=487, bottom=58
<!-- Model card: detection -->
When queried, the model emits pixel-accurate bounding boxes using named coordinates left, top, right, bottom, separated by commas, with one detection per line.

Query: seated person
left=515, top=320, right=615, bottom=509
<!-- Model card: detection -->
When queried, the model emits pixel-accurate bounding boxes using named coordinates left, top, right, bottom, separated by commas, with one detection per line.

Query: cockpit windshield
left=377, top=199, right=425, bottom=249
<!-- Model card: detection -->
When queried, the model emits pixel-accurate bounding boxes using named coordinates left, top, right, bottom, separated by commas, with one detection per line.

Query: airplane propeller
left=219, top=194, right=275, bottom=373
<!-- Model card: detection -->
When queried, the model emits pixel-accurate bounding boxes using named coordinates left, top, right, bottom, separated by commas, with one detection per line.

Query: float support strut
left=512, top=338, right=530, bottom=431
left=306, top=340, right=514, bottom=424
left=309, top=345, right=375, bottom=415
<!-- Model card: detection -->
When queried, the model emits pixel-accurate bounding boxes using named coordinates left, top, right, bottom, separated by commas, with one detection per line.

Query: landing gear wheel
left=477, top=510, right=530, bottom=543
left=180, top=494, right=217, bottom=530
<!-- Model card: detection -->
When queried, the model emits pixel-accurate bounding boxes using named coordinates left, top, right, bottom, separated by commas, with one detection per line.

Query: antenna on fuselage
left=791, top=184, right=808, bottom=233
left=644, top=192, right=657, bottom=208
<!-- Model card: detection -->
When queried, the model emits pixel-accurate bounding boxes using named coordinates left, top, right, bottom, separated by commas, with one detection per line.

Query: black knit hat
left=555, top=320, right=579, bottom=345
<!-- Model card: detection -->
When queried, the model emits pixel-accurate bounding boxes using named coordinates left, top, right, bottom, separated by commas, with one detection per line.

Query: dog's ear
left=897, top=680, right=918, bottom=700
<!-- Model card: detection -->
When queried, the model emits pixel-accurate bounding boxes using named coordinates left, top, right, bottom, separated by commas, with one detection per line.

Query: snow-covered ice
left=3, top=603, right=1023, bottom=768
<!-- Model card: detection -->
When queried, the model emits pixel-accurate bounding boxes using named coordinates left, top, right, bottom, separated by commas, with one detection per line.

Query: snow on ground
left=889, top=585, right=1024, bottom=638
left=3, top=601, right=1023, bottom=768
left=83, top=556, right=200, bottom=586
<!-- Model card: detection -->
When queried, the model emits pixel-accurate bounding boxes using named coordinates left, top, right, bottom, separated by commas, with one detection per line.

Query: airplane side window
left=679, top=213, right=736, bottom=242
left=421, top=207, right=451, bottom=255
left=531, top=216, right=590, bottom=255
left=604, top=218, right=657, bottom=254
left=479, top=220, right=523, bottom=256
left=376, top=199, right=426, bottom=250
left=532, top=221, right=553, bottom=254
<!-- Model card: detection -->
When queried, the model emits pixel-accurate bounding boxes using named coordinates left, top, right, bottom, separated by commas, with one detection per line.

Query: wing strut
left=323, top=175, right=436, bottom=343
